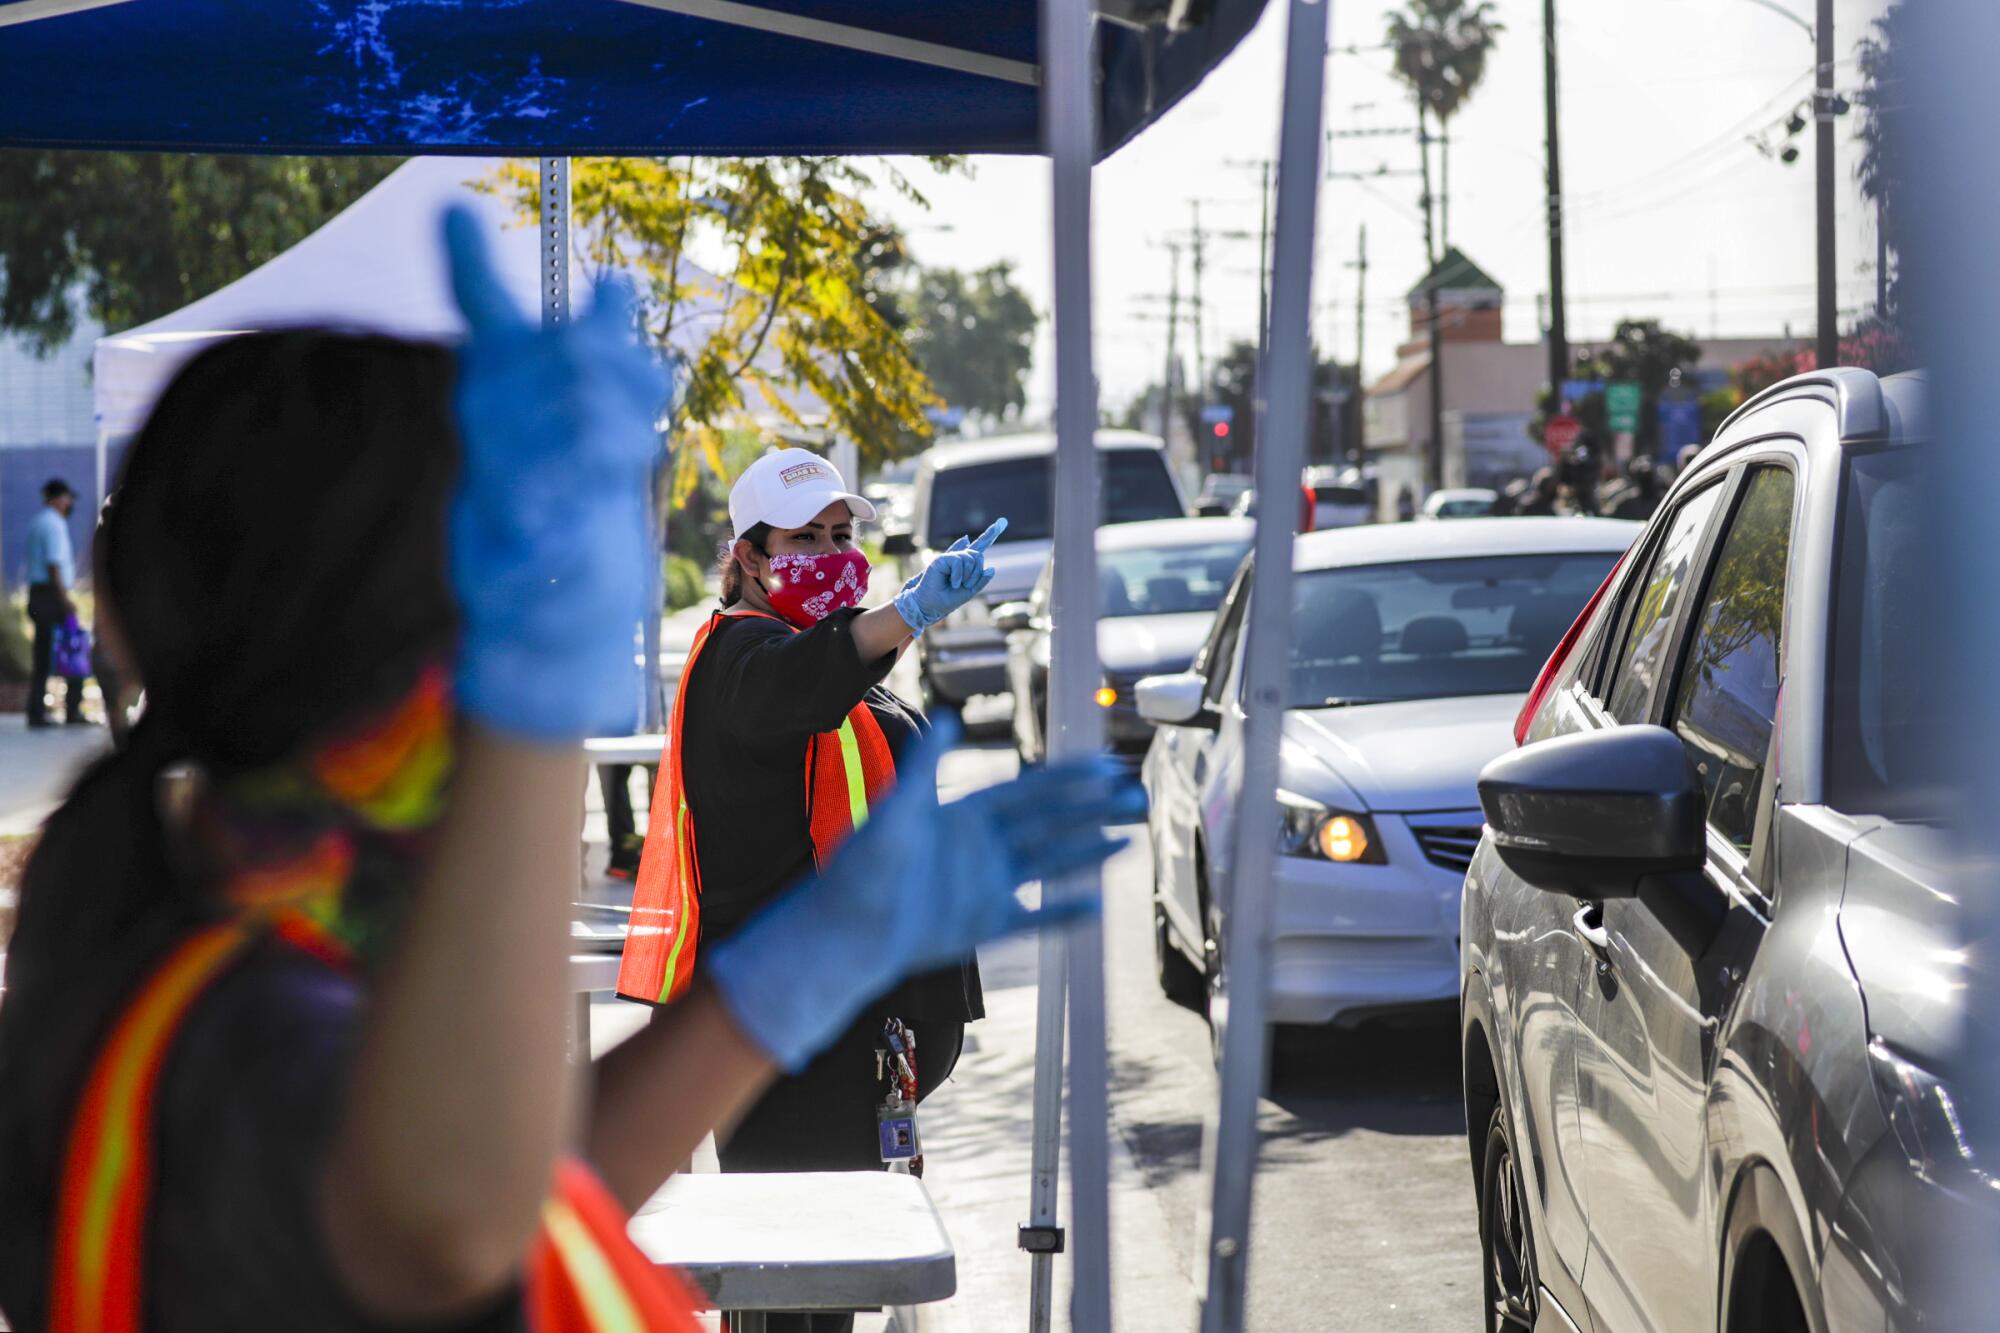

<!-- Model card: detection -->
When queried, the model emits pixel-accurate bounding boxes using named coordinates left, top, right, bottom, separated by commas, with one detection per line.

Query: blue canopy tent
left=0, top=0, right=1257, bottom=160
left=1, top=4, right=1331, bottom=1330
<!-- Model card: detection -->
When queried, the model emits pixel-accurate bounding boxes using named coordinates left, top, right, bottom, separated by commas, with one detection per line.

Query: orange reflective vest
left=50, top=912, right=705, bottom=1333
left=617, top=609, right=897, bottom=1006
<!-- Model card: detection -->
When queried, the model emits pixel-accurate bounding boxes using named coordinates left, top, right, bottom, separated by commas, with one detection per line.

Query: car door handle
left=1572, top=903, right=1612, bottom=956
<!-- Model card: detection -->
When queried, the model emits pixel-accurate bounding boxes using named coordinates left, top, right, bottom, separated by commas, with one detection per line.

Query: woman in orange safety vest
left=0, top=215, right=1137, bottom=1333
left=617, top=446, right=1005, bottom=1333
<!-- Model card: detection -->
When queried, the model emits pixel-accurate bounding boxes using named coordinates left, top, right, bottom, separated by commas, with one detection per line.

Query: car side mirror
left=880, top=530, right=916, bottom=558
left=992, top=601, right=1035, bottom=634
left=1135, top=673, right=1218, bottom=730
left=1477, top=725, right=1705, bottom=899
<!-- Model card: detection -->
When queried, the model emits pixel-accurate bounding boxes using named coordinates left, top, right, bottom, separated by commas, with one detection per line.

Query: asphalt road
left=941, top=728, right=1486, bottom=1330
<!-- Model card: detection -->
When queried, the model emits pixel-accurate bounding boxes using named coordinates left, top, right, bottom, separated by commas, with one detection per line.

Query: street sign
left=1559, top=378, right=1603, bottom=409
left=1545, top=412, right=1583, bottom=454
left=1658, top=396, right=1704, bottom=458
left=1606, top=381, right=1643, bottom=435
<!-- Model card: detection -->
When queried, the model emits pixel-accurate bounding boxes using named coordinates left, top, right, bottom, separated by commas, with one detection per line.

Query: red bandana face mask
left=762, top=549, right=872, bottom=629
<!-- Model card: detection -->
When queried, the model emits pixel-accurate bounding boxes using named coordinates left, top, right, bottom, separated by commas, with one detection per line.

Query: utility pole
left=1815, top=0, right=1838, bottom=368
left=1418, top=113, right=1445, bottom=496
left=1877, top=197, right=1890, bottom=320
left=1163, top=241, right=1182, bottom=444
left=1543, top=0, right=1570, bottom=404
left=1440, top=125, right=1451, bottom=253
left=1191, top=200, right=1210, bottom=471
left=1348, top=224, right=1368, bottom=468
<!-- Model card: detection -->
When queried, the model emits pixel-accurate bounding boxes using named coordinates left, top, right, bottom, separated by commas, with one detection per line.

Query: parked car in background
left=864, top=455, right=919, bottom=540
left=996, top=517, right=1253, bottom=763
left=884, top=431, right=1186, bottom=712
left=1304, top=464, right=1375, bottom=529
left=1134, top=517, right=1637, bottom=1053
left=1460, top=369, right=1991, bottom=1333
left=1419, top=487, right=1498, bottom=520
left=1195, top=472, right=1254, bottom=517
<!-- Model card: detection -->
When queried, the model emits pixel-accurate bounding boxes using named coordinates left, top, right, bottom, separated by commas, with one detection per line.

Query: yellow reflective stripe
left=541, top=1195, right=646, bottom=1333
left=836, top=719, right=870, bottom=832
left=76, top=925, right=248, bottom=1319
left=656, top=800, right=694, bottom=1003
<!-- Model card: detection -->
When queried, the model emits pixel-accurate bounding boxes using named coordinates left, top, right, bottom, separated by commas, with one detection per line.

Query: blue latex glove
left=706, top=716, right=1145, bottom=1070
left=892, top=519, right=1007, bottom=633
left=442, top=208, right=673, bottom=740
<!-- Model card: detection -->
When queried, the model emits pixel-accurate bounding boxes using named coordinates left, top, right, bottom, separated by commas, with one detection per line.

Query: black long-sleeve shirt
left=679, top=607, right=981, bottom=1022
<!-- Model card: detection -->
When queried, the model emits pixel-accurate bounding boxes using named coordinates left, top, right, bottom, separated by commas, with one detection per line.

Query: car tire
left=919, top=664, right=962, bottom=729
left=1153, top=896, right=1207, bottom=1012
left=1479, top=1103, right=1540, bottom=1333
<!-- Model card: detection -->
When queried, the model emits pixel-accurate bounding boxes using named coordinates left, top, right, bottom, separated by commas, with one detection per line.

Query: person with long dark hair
left=0, top=213, right=1138, bottom=1332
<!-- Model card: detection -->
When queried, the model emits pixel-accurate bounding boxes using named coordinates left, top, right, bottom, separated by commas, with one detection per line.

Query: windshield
left=1289, top=552, right=1618, bottom=708
left=1100, top=541, right=1249, bottom=618
left=1827, top=448, right=1945, bottom=820
left=926, top=449, right=1181, bottom=545
left=1313, top=485, right=1369, bottom=507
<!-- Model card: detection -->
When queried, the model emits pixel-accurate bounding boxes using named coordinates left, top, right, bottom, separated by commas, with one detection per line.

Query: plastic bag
left=52, top=615, right=92, bottom=679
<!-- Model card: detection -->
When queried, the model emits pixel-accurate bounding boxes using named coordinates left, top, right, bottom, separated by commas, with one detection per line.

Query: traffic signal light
left=1213, top=420, right=1230, bottom=439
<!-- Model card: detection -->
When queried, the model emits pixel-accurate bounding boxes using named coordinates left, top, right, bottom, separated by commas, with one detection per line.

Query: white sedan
left=1135, top=517, right=1638, bottom=1035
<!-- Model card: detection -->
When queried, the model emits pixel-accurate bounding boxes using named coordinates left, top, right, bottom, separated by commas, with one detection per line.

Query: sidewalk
left=0, top=714, right=109, bottom=837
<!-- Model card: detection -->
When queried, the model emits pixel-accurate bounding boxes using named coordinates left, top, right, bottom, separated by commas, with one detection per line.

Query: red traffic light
left=1213, top=421, right=1230, bottom=438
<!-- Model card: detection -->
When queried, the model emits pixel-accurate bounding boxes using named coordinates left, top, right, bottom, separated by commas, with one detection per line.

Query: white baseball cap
left=728, top=447, right=878, bottom=539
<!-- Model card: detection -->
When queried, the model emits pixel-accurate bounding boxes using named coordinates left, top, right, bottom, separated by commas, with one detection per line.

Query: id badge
left=877, top=1098, right=920, bottom=1162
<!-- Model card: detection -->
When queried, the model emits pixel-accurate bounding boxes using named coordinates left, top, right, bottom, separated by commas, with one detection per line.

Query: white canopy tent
left=91, top=155, right=766, bottom=446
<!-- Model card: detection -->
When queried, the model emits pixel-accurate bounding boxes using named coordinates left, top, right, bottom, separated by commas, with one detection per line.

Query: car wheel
left=1479, top=1103, right=1539, bottom=1332
left=1153, top=887, right=1207, bottom=1013
left=919, top=665, right=962, bottom=729
left=1199, top=859, right=1228, bottom=1066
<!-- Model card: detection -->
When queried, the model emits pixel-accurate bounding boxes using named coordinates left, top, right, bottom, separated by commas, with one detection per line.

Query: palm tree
left=1384, top=0, right=1504, bottom=253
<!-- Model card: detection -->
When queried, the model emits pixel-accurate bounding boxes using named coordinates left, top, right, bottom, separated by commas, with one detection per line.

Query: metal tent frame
left=8, top=1, right=1338, bottom=1326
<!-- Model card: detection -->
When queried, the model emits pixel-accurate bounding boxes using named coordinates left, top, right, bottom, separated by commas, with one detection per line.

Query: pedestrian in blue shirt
left=24, top=477, right=88, bottom=728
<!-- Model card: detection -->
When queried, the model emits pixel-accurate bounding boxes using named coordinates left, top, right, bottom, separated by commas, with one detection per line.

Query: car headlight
left=1277, top=789, right=1386, bottom=865
left=1869, top=1038, right=1993, bottom=1194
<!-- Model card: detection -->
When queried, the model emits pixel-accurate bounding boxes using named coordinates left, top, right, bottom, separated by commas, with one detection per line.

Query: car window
left=1199, top=568, right=1252, bottom=707
left=1100, top=540, right=1249, bottom=618
left=1602, top=484, right=1726, bottom=723
left=1287, top=553, right=1618, bottom=708
left=1668, top=467, right=1795, bottom=854
left=1827, top=447, right=1943, bottom=821
left=924, top=449, right=1180, bottom=546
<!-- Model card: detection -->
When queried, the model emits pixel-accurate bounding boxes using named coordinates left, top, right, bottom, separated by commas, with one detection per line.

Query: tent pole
left=542, top=152, right=659, bottom=730
left=1027, top=0, right=1110, bottom=1328
left=539, top=157, right=570, bottom=329
left=1197, top=2, right=1329, bottom=1330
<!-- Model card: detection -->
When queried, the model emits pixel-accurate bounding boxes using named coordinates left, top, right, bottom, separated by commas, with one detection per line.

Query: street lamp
left=1743, top=0, right=1838, bottom=369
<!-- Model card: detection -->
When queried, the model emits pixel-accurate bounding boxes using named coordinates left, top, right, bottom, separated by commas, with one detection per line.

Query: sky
left=872, top=0, right=1893, bottom=420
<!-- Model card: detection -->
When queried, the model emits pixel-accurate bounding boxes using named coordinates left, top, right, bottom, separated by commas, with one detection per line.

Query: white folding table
left=631, top=1171, right=956, bottom=1332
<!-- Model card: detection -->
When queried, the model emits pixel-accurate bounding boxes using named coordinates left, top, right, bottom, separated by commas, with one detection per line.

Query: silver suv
left=1461, top=369, right=1993, bottom=1331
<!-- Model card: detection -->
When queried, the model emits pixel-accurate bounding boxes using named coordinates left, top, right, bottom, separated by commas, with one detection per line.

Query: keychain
left=876, top=1020, right=923, bottom=1175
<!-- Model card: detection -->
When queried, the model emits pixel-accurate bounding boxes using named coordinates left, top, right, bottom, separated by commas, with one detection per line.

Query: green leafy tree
left=1529, top=318, right=1702, bottom=458
left=1384, top=0, right=1503, bottom=249
left=903, top=263, right=1037, bottom=429
left=1193, top=339, right=1354, bottom=466
left=0, top=153, right=400, bottom=349
left=484, top=157, right=955, bottom=506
